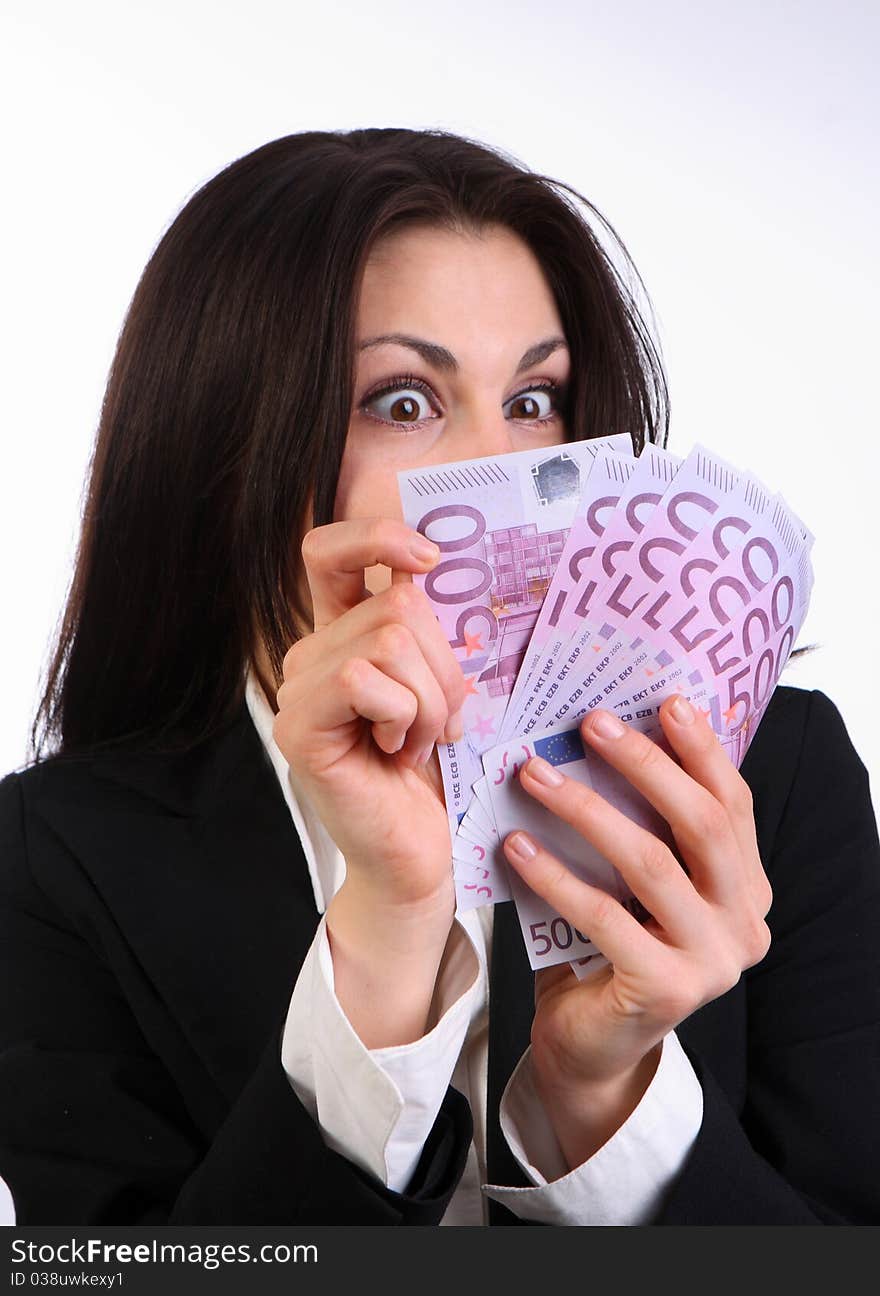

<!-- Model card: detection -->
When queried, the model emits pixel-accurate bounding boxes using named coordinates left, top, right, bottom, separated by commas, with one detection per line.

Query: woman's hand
left=502, top=694, right=772, bottom=1169
left=275, top=518, right=467, bottom=899
left=272, top=518, right=469, bottom=1046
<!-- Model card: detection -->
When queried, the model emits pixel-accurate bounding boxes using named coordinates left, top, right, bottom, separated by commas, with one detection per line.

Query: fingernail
left=506, top=832, right=537, bottom=861
left=589, top=710, right=625, bottom=740
left=410, top=535, right=440, bottom=564
left=419, top=743, right=435, bottom=766
left=445, top=709, right=464, bottom=743
left=526, top=756, right=564, bottom=788
left=669, top=694, right=695, bottom=725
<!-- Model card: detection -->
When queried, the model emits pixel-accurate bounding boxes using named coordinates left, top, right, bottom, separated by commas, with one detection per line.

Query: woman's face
left=338, top=222, right=572, bottom=596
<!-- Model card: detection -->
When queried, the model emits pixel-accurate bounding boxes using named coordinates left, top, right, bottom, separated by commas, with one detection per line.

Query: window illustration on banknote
left=530, top=449, right=582, bottom=505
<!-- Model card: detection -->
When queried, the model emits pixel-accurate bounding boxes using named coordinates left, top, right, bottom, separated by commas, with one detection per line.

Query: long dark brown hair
left=28, top=127, right=671, bottom=767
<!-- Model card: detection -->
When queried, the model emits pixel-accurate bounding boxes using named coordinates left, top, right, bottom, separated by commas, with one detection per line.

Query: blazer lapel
left=486, top=897, right=536, bottom=1222
left=30, top=700, right=321, bottom=1109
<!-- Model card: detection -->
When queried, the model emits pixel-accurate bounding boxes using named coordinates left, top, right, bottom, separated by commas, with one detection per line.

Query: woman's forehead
left=356, top=227, right=566, bottom=356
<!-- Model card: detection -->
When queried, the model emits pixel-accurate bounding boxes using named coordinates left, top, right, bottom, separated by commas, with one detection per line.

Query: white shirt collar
left=243, top=665, right=346, bottom=915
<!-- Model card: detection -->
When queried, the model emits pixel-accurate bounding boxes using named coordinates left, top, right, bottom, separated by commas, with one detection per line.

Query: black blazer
left=1, top=685, right=878, bottom=1225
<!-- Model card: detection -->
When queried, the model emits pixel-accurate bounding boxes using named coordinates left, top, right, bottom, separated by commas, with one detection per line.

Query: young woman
left=1, top=128, right=878, bottom=1225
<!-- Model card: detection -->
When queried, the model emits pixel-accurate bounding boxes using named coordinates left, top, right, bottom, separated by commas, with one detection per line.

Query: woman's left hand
left=502, top=693, right=773, bottom=1170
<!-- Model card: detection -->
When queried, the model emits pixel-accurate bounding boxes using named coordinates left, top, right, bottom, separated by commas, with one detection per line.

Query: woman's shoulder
left=742, top=682, right=875, bottom=867
left=1, top=696, right=259, bottom=825
left=744, top=682, right=863, bottom=779
left=0, top=702, right=288, bottom=988
left=0, top=698, right=262, bottom=906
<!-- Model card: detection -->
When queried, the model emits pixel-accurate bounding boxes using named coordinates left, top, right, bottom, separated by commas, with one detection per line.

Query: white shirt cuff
left=280, top=913, right=483, bottom=1193
left=484, top=1030, right=703, bottom=1225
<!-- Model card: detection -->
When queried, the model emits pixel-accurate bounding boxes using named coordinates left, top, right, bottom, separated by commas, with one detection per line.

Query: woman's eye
left=504, top=387, right=558, bottom=421
left=363, top=383, right=437, bottom=427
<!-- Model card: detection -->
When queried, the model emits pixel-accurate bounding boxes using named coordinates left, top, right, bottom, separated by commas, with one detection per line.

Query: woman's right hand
left=272, top=519, right=471, bottom=1045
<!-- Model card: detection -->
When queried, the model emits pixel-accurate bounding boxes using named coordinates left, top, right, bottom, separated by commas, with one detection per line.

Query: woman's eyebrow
left=357, top=333, right=568, bottom=375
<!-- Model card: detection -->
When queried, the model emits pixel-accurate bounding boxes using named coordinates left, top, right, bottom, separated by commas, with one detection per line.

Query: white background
left=0, top=0, right=877, bottom=1227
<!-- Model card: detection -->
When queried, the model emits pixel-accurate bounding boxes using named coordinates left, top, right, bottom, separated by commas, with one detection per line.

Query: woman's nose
left=446, top=404, right=519, bottom=460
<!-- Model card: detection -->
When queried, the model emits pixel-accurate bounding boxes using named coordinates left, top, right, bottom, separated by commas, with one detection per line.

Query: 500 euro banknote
left=397, top=434, right=634, bottom=837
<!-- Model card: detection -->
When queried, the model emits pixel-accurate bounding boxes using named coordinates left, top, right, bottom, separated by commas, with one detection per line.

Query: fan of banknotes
left=397, top=435, right=813, bottom=979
